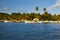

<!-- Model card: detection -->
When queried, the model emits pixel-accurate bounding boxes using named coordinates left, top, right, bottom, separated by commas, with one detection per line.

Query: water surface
left=0, top=22, right=60, bottom=40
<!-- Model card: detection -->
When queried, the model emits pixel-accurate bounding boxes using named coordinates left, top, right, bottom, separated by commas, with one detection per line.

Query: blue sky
left=0, top=0, right=60, bottom=14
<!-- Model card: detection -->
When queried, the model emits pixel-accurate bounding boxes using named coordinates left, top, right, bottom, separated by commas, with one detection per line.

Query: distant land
left=0, top=8, right=60, bottom=24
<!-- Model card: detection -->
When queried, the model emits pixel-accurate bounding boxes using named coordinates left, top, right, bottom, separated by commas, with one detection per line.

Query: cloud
left=49, top=0, right=60, bottom=10
left=3, top=7, right=9, bottom=11
left=0, top=5, right=9, bottom=11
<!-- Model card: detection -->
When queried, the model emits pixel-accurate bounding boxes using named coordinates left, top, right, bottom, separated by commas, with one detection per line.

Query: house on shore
left=33, top=18, right=39, bottom=23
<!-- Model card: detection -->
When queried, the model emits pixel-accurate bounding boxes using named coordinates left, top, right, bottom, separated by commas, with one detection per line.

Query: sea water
left=0, top=22, right=60, bottom=40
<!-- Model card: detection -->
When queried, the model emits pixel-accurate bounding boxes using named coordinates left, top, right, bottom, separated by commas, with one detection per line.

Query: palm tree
left=35, top=7, right=39, bottom=11
left=43, top=8, right=46, bottom=12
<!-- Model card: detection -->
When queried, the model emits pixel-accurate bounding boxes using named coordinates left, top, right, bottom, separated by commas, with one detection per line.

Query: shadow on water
left=0, top=22, right=60, bottom=40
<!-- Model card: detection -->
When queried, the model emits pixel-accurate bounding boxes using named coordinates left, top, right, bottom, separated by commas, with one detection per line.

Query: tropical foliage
left=0, top=8, right=60, bottom=21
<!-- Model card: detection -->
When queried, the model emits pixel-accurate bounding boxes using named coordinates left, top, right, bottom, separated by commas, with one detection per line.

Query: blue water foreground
left=0, top=22, right=60, bottom=40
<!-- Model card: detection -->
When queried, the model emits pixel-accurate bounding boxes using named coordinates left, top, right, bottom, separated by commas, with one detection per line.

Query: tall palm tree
left=43, top=8, right=46, bottom=12
left=35, top=7, right=39, bottom=11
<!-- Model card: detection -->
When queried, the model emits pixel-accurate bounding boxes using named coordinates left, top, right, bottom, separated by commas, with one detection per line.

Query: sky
left=0, top=0, right=60, bottom=14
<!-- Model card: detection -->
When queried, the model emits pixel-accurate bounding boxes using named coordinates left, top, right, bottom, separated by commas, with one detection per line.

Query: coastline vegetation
left=0, top=8, right=60, bottom=22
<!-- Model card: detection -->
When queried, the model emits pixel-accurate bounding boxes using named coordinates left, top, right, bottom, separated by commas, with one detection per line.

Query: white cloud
left=0, top=7, right=9, bottom=11
left=49, top=0, right=60, bottom=10
left=3, top=7, right=9, bottom=11
left=0, top=5, right=9, bottom=11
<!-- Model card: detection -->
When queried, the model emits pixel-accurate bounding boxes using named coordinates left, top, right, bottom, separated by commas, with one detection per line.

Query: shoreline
left=1, top=20, right=60, bottom=24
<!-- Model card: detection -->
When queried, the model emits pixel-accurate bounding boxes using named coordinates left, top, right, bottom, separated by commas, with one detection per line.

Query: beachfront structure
left=33, top=18, right=39, bottom=23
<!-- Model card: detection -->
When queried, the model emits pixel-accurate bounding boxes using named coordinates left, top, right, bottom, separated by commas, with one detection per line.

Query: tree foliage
left=0, top=8, right=60, bottom=21
left=35, top=7, right=39, bottom=11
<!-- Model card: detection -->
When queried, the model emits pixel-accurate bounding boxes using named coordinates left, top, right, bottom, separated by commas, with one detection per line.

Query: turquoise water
left=0, top=22, right=60, bottom=40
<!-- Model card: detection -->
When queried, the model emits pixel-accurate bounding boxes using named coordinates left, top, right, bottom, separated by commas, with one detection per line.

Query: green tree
left=35, top=7, right=39, bottom=11
left=43, top=8, right=46, bottom=12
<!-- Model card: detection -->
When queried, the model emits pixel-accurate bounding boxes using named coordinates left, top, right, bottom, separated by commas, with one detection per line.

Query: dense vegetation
left=0, top=8, right=60, bottom=21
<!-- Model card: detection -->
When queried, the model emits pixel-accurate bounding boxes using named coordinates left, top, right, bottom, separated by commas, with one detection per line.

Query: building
left=33, top=18, right=39, bottom=23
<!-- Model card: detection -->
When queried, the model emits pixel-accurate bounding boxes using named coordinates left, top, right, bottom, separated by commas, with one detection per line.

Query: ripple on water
left=0, top=23, right=60, bottom=40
